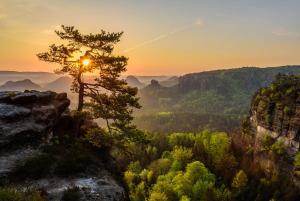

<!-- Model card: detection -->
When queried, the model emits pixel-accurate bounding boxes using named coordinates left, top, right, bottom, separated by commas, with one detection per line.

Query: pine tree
left=37, top=25, right=133, bottom=111
left=38, top=25, right=141, bottom=143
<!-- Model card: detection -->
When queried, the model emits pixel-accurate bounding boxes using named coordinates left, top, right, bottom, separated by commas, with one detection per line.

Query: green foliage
left=38, top=25, right=142, bottom=148
left=54, top=143, right=93, bottom=176
left=0, top=187, right=45, bottom=201
left=232, top=170, right=248, bottom=189
left=294, top=152, right=300, bottom=169
left=261, top=134, right=274, bottom=150
left=135, top=112, right=241, bottom=134
left=123, top=131, right=236, bottom=201
left=283, top=106, right=291, bottom=115
left=148, top=159, right=172, bottom=178
left=158, top=111, right=173, bottom=117
left=85, top=127, right=112, bottom=148
left=61, top=187, right=82, bottom=201
left=270, top=139, right=287, bottom=156
left=149, top=192, right=169, bottom=201
left=168, top=133, right=195, bottom=148
left=138, top=70, right=300, bottom=134
left=128, top=161, right=143, bottom=174
left=171, top=147, right=193, bottom=169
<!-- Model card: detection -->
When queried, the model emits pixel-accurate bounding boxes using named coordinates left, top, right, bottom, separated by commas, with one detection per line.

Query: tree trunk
left=77, top=83, right=84, bottom=111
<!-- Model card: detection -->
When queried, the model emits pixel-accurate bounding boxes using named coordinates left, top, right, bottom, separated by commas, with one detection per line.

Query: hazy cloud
left=272, top=28, right=298, bottom=37
left=123, top=19, right=204, bottom=53
left=41, top=25, right=61, bottom=35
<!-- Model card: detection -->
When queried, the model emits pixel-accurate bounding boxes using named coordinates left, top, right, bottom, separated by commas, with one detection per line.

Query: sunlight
left=82, top=58, right=91, bottom=66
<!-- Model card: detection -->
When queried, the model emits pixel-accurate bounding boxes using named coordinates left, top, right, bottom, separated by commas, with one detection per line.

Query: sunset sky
left=0, top=0, right=300, bottom=75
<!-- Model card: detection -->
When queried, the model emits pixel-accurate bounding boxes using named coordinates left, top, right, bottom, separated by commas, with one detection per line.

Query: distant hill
left=0, top=79, right=42, bottom=91
left=126, top=76, right=145, bottom=88
left=136, top=65, right=300, bottom=132
left=159, top=76, right=179, bottom=87
left=44, top=76, right=72, bottom=92
left=0, top=71, right=59, bottom=85
left=134, top=76, right=171, bottom=85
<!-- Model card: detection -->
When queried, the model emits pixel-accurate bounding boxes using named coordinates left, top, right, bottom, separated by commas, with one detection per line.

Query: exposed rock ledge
left=0, top=91, right=125, bottom=201
left=232, top=75, right=300, bottom=189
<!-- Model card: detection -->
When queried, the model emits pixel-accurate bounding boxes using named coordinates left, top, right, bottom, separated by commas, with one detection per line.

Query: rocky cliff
left=233, top=74, right=300, bottom=188
left=0, top=91, right=125, bottom=201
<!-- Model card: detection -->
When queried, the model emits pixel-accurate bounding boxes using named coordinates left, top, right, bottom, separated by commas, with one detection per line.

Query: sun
left=82, top=59, right=91, bottom=66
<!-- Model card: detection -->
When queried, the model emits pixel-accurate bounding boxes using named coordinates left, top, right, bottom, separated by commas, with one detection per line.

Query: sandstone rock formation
left=0, top=91, right=70, bottom=178
left=233, top=75, right=300, bottom=188
left=0, top=91, right=126, bottom=201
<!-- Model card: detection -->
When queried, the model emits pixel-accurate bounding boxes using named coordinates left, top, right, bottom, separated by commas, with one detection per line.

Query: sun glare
left=82, top=59, right=91, bottom=66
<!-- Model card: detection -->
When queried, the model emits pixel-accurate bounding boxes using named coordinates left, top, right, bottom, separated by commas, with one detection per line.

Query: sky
left=0, top=0, right=300, bottom=75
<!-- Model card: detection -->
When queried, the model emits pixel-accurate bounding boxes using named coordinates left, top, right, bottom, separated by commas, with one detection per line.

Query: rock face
left=0, top=91, right=70, bottom=151
left=0, top=90, right=70, bottom=184
left=233, top=75, right=300, bottom=188
left=0, top=91, right=126, bottom=201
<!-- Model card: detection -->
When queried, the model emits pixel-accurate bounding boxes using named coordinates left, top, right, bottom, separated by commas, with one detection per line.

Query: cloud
left=123, top=19, right=204, bottom=53
left=195, top=18, right=204, bottom=26
left=272, top=28, right=298, bottom=37
left=41, top=25, right=61, bottom=35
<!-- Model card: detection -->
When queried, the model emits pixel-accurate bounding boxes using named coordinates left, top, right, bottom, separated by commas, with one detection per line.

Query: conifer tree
left=38, top=25, right=141, bottom=142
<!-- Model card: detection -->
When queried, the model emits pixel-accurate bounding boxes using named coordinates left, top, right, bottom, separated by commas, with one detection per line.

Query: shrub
left=284, top=106, right=291, bottom=115
left=54, top=143, right=93, bottom=176
left=271, top=139, right=287, bottom=156
left=0, top=187, right=45, bottom=201
left=13, top=154, right=54, bottom=179
left=61, top=187, right=82, bottom=201
left=261, top=134, right=274, bottom=150
left=232, top=170, right=248, bottom=189
left=127, top=161, right=143, bottom=174
left=294, top=152, right=300, bottom=169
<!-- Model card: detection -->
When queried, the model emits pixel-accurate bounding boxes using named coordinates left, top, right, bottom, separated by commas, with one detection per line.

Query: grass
left=0, top=187, right=45, bottom=201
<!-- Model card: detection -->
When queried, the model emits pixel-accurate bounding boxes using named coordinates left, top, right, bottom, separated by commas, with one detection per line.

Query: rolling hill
left=44, top=76, right=72, bottom=92
left=0, top=79, right=43, bottom=91
left=136, top=65, right=300, bottom=132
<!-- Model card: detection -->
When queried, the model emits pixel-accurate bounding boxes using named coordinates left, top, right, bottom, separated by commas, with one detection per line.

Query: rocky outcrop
left=0, top=91, right=126, bottom=201
left=0, top=91, right=70, bottom=178
left=0, top=91, right=70, bottom=151
left=233, top=75, right=300, bottom=188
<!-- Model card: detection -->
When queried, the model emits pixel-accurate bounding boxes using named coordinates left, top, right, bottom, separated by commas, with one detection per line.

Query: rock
left=0, top=104, right=31, bottom=120
left=0, top=90, right=126, bottom=201
left=0, top=147, right=40, bottom=179
left=11, top=92, right=38, bottom=104
left=0, top=91, right=70, bottom=151
left=233, top=75, right=300, bottom=189
left=0, top=90, right=70, bottom=178
left=32, top=175, right=126, bottom=201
